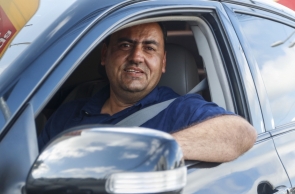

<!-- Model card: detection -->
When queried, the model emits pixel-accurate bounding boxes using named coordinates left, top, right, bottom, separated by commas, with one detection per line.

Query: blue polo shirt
left=38, top=86, right=233, bottom=150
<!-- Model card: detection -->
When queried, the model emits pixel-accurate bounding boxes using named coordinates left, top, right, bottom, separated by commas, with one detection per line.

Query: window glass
left=237, top=14, right=295, bottom=127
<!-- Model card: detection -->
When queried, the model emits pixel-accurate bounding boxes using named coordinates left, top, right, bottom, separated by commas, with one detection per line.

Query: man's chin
left=121, top=84, right=147, bottom=93
left=123, top=87, right=145, bottom=93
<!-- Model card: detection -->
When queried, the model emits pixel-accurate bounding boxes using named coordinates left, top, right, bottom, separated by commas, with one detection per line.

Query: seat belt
left=116, top=78, right=208, bottom=127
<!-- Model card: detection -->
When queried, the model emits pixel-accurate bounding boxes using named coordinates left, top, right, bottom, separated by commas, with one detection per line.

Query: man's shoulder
left=172, top=93, right=224, bottom=110
left=166, top=93, right=206, bottom=110
left=155, top=87, right=208, bottom=108
left=156, top=86, right=205, bottom=101
left=170, top=93, right=234, bottom=117
left=156, top=86, right=180, bottom=100
left=177, top=93, right=206, bottom=101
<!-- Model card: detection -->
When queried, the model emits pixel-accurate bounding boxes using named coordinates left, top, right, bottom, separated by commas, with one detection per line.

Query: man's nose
left=128, top=45, right=144, bottom=64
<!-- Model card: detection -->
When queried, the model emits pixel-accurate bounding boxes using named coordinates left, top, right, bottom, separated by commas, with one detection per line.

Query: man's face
left=101, top=23, right=166, bottom=95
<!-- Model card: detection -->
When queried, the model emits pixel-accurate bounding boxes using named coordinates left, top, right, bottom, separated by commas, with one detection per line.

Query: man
left=38, top=22, right=257, bottom=162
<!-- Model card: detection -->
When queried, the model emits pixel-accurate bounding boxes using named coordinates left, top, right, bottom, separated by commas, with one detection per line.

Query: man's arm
left=172, top=115, right=257, bottom=162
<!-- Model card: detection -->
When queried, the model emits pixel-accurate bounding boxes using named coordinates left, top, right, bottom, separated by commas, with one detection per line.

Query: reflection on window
left=237, top=14, right=295, bottom=127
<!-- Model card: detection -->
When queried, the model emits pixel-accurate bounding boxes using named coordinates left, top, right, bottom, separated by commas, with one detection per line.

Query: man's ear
left=162, top=51, right=167, bottom=73
left=101, top=43, right=108, bottom=66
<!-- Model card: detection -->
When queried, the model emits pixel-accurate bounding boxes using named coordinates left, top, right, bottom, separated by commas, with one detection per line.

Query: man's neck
left=100, top=87, right=149, bottom=116
left=100, top=97, right=133, bottom=116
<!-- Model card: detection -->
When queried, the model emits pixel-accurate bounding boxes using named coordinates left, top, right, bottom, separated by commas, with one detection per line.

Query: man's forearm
left=172, top=115, right=257, bottom=162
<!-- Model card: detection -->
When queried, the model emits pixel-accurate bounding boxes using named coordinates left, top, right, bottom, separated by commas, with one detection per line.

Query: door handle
left=257, top=182, right=294, bottom=194
left=289, top=187, right=295, bottom=194
left=273, top=185, right=294, bottom=194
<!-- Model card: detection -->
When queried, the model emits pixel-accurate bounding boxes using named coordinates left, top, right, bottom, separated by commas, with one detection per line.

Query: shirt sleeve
left=167, top=93, right=235, bottom=133
left=188, top=94, right=234, bottom=122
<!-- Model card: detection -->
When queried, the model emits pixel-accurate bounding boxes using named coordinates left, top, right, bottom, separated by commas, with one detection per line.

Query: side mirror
left=26, top=125, right=186, bottom=194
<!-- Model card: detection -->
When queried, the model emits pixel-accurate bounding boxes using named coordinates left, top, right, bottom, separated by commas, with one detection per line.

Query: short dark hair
left=158, top=22, right=167, bottom=49
left=104, top=22, right=167, bottom=50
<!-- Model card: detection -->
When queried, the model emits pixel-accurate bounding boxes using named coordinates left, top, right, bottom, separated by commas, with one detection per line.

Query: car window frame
left=30, top=0, right=264, bottom=140
left=223, top=2, right=295, bottom=132
left=30, top=2, right=235, bottom=125
left=30, top=0, right=271, bottom=175
left=216, top=3, right=265, bottom=133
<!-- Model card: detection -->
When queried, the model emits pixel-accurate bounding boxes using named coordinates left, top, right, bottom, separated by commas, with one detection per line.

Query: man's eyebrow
left=117, top=38, right=159, bottom=46
left=142, top=40, right=159, bottom=46
left=117, top=37, right=134, bottom=43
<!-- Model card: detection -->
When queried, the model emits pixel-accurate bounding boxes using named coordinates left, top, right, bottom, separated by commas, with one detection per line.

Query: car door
left=29, top=0, right=291, bottom=193
left=222, top=0, right=295, bottom=192
left=180, top=1, right=291, bottom=193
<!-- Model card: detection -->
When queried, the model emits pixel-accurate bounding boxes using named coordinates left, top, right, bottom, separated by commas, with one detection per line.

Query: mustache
left=123, top=63, right=148, bottom=73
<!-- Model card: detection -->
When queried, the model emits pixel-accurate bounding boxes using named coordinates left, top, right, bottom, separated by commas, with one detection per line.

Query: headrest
left=158, top=44, right=199, bottom=95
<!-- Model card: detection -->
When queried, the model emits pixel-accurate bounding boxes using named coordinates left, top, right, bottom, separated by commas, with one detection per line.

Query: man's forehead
left=111, top=23, right=163, bottom=41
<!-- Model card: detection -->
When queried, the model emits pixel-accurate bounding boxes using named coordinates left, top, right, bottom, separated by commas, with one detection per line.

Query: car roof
left=0, top=0, right=293, bottom=64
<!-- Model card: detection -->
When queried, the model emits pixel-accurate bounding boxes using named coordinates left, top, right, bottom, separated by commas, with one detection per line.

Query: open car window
left=35, top=15, right=237, bottom=135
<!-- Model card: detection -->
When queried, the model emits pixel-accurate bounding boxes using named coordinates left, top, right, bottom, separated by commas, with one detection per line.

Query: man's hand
left=172, top=115, right=257, bottom=162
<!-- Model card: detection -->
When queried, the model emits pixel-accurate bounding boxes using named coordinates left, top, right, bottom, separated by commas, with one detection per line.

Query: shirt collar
left=134, top=86, right=160, bottom=108
left=81, top=85, right=161, bottom=116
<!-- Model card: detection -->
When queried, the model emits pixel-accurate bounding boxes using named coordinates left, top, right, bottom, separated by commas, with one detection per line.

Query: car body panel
left=0, top=0, right=294, bottom=193
left=184, top=136, right=290, bottom=193
left=272, top=128, right=295, bottom=187
left=0, top=103, right=38, bottom=193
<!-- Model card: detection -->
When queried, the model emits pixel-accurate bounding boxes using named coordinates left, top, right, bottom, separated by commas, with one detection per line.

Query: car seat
left=158, top=43, right=199, bottom=95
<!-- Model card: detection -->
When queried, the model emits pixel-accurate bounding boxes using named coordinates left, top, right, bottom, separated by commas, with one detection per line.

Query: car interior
left=35, top=16, right=234, bottom=135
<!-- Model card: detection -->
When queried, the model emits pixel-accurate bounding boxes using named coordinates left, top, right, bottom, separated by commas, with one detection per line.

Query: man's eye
left=119, top=43, right=131, bottom=49
left=146, top=46, right=155, bottom=51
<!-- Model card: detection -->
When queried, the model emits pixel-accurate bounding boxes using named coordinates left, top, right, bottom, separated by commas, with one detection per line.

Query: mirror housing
left=26, top=126, right=186, bottom=194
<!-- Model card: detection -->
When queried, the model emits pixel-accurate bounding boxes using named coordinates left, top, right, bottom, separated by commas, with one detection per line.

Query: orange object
left=0, top=0, right=39, bottom=57
left=276, top=0, right=295, bottom=10
left=0, top=6, right=16, bottom=54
